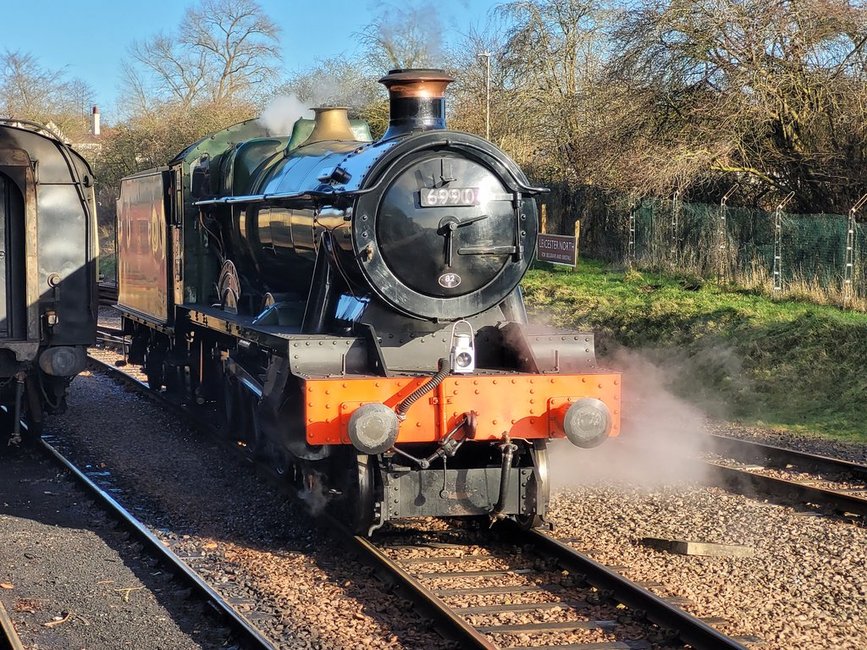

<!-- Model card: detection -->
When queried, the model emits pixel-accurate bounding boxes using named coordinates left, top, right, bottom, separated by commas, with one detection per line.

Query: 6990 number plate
left=420, top=187, right=479, bottom=207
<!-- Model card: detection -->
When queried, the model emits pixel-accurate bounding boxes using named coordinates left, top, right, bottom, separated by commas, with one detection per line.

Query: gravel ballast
left=48, top=367, right=449, bottom=649
left=546, top=437, right=867, bottom=650
left=0, top=445, right=231, bottom=649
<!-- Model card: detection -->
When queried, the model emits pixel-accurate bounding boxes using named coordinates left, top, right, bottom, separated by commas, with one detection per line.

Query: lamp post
left=477, top=51, right=491, bottom=140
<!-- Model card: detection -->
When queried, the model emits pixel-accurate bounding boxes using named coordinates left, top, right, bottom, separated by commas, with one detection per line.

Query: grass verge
left=521, top=260, right=867, bottom=443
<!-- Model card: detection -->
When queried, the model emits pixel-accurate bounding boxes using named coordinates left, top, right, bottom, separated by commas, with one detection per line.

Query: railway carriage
left=115, top=69, right=621, bottom=534
left=0, top=120, right=97, bottom=442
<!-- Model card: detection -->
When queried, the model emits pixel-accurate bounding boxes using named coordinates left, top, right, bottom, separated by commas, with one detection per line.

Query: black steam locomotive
left=0, top=120, right=97, bottom=443
left=115, top=69, right=621, bottom=533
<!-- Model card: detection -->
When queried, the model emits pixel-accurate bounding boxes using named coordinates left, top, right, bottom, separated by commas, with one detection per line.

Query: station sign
left=537, top=233, right=578, bottom=267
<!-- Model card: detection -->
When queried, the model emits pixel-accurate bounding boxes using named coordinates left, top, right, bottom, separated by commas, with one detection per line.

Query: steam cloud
left=258, top=95, right=312, bottom=136
left=548, top=346, right=713, bottom=491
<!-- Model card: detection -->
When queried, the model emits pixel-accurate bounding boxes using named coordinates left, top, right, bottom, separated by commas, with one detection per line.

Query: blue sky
left=3, top=0, right=499, bottom=118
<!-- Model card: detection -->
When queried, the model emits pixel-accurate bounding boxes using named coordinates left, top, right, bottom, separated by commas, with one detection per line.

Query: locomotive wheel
left=335, top=451, right=376, bottom=535
left=163, top=362, right=183, bottom=396
left=262, top=435, right=288, bottom=478
left=237, top=389, right=261, bottom=461
left=145, top=365, right=163, bottom=392
left=144, top=349, right=165, bottom=391
left=514, top=440, right=550, bottom=530
left=220, top=374, right=244, bottom=440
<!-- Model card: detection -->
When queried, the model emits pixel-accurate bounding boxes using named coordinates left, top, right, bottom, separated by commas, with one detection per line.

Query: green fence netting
left=544, top=192, right=867, bottom=307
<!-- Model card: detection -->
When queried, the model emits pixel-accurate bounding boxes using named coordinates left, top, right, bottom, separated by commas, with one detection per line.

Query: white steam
left=549, top=347, right=712, bottom=490
left=258, top=95, right=312, bottom=136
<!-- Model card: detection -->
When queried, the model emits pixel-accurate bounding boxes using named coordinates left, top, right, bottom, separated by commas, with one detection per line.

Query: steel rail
left=709, top=434, right=867, bottom=480
left=617, top=437, right=866, bottom=519
left=95, top=328, right=127, bottom=349
left=38, top=436, right=275, bottom=650
left=705, top=462, right=867, bottom=518
left=342, top=515, right=746, bottom=649
left=96, top=324, right=124, bottom=338
left=517, top=528, right=747, bottom=650
left=349, top=533, right=497, bottom=649
left=0, top=601, right=25, bottom=650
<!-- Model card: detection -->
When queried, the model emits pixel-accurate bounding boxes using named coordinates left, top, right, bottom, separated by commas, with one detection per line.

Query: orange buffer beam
left=304, top=372, right=621, bottom=446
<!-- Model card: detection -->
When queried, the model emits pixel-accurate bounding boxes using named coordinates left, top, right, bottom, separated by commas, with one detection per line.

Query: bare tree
left=448, top=0, right=867, bottom=211
left=357, top=2, right=445, bottom=71
left=453, top=0, right=610, bottom=183
left=1, top=51, right=59, bottom=116
left=275, top=3, right=448, bottom=138
left=0, top=50, right=94, bottom=139
left=447, top=23, right=500, bottom=133
left=183, top=0, right=281, bottom=101
left=612, top=0, right=867, bottom=210
left=125, top=0, right=280, bottom=110
left=127, top=34, right=209, bottom=108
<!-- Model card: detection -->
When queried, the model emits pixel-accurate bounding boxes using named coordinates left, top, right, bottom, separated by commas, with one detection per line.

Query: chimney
left=378, top=69, right=454, bottom=140
left=302, top=107, right=355, bottom=145
left=91, top=105, right=100, bottom=137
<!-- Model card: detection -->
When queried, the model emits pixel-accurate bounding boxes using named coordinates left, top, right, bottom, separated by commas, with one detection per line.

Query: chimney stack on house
left=91, top=106, right=100, bottom=137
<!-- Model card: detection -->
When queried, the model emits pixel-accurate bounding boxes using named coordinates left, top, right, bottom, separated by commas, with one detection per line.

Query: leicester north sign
left=537, top=233, right=578, bottom=267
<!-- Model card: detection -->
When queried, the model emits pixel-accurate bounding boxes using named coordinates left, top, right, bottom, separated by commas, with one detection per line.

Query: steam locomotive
left=115, top=69, right=621, bottom=533
left=0, top=120, right=97, bottom=443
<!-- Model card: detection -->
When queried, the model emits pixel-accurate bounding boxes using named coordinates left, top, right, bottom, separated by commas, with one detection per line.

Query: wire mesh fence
left=542, top=187, right=867, bottom=309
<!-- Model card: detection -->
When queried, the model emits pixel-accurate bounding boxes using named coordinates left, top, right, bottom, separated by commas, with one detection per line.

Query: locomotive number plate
left=420, top=187, right=479, bottom=207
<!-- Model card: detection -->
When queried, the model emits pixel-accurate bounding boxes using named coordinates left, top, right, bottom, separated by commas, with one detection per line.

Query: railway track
left=708, top=434, right=867, bottom=479
left=703, top=434, right=867, bottom=520
left=612, top=431, right=867, bottom=522
left=349, top=523, right=750, bottom=649
left=342, top=431, right=867, bottom=648
left=35, top=431, right=275, bottom=650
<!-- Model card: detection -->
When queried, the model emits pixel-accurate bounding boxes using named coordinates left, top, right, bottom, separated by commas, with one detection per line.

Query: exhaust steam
left=258, top=95, right=312, bottom=135
left=549, top=346, right=713, bottom=492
